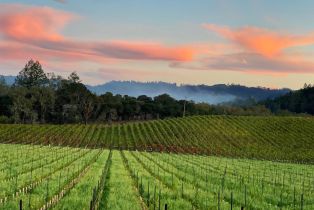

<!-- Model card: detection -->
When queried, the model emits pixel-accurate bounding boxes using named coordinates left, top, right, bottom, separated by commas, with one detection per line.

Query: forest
left=0, top=60, right=276, bottom=124
left=263, top=84, right=314, bottom=115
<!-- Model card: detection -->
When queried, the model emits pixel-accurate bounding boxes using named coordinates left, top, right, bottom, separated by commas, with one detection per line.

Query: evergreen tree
left=15, top=60, right=48, bottom=88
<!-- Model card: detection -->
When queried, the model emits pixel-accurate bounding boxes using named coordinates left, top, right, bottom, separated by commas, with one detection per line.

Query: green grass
left=100, top=150, right=143, bottom=210
left=1, top=115, right=314, bottom=162
left=122, top=150, right=314, bottom=210
left=52, top=150, right=110, bottom=210
left=0, top=143, right=313, bottom=210
left=0, top=144, right=100, bottom=209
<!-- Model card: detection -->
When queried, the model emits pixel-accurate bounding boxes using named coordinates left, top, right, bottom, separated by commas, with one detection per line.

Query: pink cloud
left=92, top=41, right=194, bottom=61
left=171, top=52, right=314, bottom=74
left=2, top=4, right=314, bottom=78
left=0, top=4, right=73, bottom=42
left=203, top=24, right=314, bottom=57
left=0, top=4, right=196, bottom=63
left=168, top=24, right=314, bottom=74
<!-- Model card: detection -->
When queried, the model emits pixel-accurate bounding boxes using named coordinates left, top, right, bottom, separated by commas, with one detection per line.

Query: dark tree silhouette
left=15, top=59, right=48, bottom=88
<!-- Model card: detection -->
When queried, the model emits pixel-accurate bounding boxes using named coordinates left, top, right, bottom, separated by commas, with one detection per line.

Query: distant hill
left=264, top=85, right=314, bottom=114
left=0, top=75, right=15, bottom=85
left=1, top=76, right=290, bottom=104
left=87, top=81, right=290, bottom=104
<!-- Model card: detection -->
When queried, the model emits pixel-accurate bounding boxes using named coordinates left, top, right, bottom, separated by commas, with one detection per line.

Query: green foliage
left=15, top=60, right=48, bottom=88
left=263, top=85, right=314, bottom=115
left=67, top=71, right=81, bottom=84
left=0, top=115, right=313, bottom=162
left=1, top=60, right=283, bottom=125
left=0, top=115, right=12, bottom=123
left=0, top=143, right=313, bottom=210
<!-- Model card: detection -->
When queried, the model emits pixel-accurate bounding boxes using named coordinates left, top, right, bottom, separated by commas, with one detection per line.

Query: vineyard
left=0, top=144, right=313, bottom=210
left=0, top=116, right=313, bottom=162
left=0, top=115, right=314, bottom=209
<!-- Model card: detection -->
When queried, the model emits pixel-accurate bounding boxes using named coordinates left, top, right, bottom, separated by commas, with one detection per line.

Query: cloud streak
left=169, top=23, right=314, bottom=74
left=0, top=4, right=72, bottom=42
left=0, top=4, right=196, bottom=64
left=1, top=4, right=314, bottom=79
left=171, top=52, right=314, bottom=74
left=203, top=24, right=314, bottom=57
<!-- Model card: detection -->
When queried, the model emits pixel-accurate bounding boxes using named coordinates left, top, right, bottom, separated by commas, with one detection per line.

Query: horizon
left=1, top=1, right=314, bottom=89
left=1, top=74, right=292, bottom=90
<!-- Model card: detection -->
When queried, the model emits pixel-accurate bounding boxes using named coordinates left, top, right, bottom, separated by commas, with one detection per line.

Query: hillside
left=264, top=86, right=314, bottom=114
left=87, top=81, right=290, bottom=104
left=2, top=75, right=290, bottom=104
left=0, top=75, right=15, bottom=85
left=1, top=115, right=313, bottom=162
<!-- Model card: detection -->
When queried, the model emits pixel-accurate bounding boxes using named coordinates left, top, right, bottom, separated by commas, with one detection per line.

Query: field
left=0, top=115, right=313, bottom=209
left=0, top=144, right=313, bottom=210
left=0, top=116, right=313, bottom=162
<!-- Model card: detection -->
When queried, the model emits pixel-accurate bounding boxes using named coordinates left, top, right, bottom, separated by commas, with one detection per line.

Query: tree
left=154, top=94, right=180, bottom=118
left=47, top=73, right=63, bottom=90
left=68, top=72, right=81, bottom=83
left=0, top=76, right=6, bottom=87
left=137, top=95, right=154, bottom=119
left=9, top=87, right=36, bottom=123
left=31, top=87, right=55, bottom=123
left=122, top=95, right=140, bottom=120
left=0, top=77, right=12, bottom=118
left=81, top=93, right=95, bottom=124
left=0, top=76, right=8, bottom=95
left=15, top=60, right=48, bottom=88
left=55, top=75, right=96, bottom=124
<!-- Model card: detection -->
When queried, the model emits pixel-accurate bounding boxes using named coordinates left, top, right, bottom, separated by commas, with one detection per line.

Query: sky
left=0, top=0, right=314, bottom=89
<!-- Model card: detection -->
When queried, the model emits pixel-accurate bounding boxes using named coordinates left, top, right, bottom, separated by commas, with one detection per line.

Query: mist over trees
left=88, top=81, right=290, bottom=104
left=0, top=60, right=303, bottom=124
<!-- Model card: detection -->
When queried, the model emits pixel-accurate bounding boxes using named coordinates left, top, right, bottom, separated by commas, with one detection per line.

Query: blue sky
left=0, top=0, right=314, bottom=88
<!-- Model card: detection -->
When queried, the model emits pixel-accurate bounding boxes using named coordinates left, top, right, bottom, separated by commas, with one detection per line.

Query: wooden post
left=154, top=186, right=156, bottom=210
left=58, top=172, right=62, bottom=192
left=46, top=179, right=49, bottom=203
left=147, top=182, right=150, bottom=206
left=244, top=185, right=247, bottom=207
left=279, top=192, right=283, bottom=210
left=158, top=189, right=161, bottom=210
left=19, top=199, right=22, bottom=210
left=15, top=174, right=18, bottom=193
left=230, top=192, right=233, bottom=210
left=293, top=187, right=296, bottom=210
left=218, top=191, right=221, bottom=210
left=164, top=204, right=168, bottom=210
left=140, top=177, right=143, bottom=196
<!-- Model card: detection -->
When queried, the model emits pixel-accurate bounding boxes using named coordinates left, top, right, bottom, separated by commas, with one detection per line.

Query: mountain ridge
left=87, top=80, right=290, bottom=104
left=1, top=75, right=290, bottom=104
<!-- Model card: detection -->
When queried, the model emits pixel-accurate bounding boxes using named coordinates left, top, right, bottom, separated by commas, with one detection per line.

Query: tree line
left=263, top=83, right=314, bottom=115
left=0, top=60, right=279, bottom=124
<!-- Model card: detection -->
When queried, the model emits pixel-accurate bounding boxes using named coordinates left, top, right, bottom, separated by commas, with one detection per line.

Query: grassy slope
left=0, top=115, right=313, bottom=162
